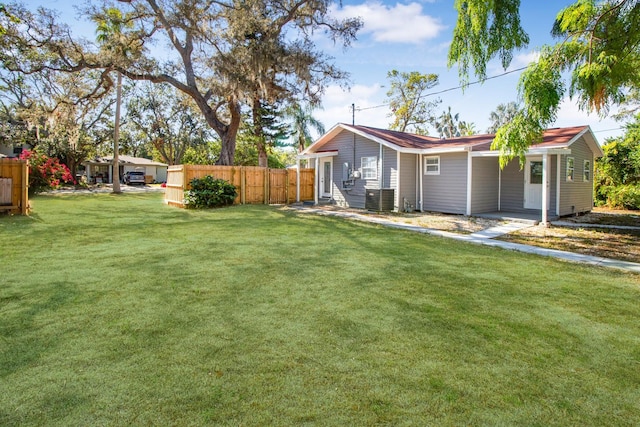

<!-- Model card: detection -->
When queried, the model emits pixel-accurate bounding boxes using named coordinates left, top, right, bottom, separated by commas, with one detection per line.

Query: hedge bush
left=184, top=175, right=237, bottom=209
left=597, top=184, right=640, bottom=210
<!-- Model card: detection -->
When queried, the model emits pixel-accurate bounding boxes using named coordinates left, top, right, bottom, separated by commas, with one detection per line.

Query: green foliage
left=487, top=101, right=520, bottom=133
left=449, top=0, right=640, bottom=159
left=448, top=0, right=529, bottom=84
left=19, top=149, right=75, bottom=194
left=386, top=69, right=440, bottom=134
left=596, top=184, right=640, bottom=209
left=432, top=106, right=475, bottom=139
left=184, top=175, right=237, bottom=209
left=285, top=102, right=325, bottom=153
left=595, top=115, right=640, bottom=209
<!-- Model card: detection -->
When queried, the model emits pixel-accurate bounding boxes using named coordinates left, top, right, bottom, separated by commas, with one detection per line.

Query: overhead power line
left=355, top=66, right=529, bottom=112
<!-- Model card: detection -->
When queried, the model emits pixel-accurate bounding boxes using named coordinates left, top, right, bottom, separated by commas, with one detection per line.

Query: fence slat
left=164, top=165, right=315, bottom=208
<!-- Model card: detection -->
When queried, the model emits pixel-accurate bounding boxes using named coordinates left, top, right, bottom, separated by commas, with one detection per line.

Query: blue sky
left=22, top=0, right=625, bottom=143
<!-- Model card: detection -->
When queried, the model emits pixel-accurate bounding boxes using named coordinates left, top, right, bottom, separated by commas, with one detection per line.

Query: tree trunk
left=253, top=98, right=268, bottom=168
left=112, top=71, right=122, bottom=193
left=212, top=100, right=241, bottom=166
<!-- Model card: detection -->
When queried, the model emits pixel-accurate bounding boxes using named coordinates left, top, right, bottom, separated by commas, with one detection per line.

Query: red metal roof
left=343, top=124, right=590, bottom=151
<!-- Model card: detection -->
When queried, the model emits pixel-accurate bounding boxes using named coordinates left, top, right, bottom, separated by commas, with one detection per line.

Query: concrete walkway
left=291, top=207, right=640, bottom=274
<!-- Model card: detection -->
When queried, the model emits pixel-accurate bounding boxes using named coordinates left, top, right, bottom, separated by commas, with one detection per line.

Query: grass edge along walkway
left=289, top=206, right=640, bottom=273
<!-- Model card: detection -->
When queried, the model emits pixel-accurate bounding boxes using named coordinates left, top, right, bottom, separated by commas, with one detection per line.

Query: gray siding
left=422, top=152, right=467, bottom=214
left=499, top=159, right=530, bottom=214
left=399, top=153, right=418, bottom=211
left=383, top=145, right=397, bottom=189
left=319, top=130, right=381, bottom=209
left=559, top=136, right=595, bottom=216
left=470, top=157, right=499, bottom=213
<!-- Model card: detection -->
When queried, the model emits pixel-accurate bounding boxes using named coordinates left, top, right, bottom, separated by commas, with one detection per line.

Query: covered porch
left=469, top=147, right=571, bottom=225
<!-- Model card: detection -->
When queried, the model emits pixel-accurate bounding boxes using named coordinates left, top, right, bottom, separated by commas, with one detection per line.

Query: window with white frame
left=566, top=157, right=575, bottom=182
left=583, top=160, right=591, bottom=182
left=361, top=156, right=377, bottom=180
left=424, top=156, right=440, bottom=175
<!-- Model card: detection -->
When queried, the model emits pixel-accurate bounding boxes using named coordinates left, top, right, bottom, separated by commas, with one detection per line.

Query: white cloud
left=512, top=51, right=540, bottom=68
left=330, top=2, right=446, bottom=44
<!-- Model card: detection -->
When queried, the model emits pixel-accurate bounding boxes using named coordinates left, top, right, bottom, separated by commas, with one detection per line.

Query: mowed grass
left=1, top=193, right=639, bottom=426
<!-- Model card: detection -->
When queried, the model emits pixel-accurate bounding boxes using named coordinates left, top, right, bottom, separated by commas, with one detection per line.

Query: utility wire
left=356, top=66, right=529, bottom=112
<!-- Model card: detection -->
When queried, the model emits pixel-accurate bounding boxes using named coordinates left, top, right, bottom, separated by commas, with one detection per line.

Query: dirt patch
left=560, top=207, right=640, bottom=227
left=305, top=205, right=504, bottom=234
left=499, top=225, right=640, bottom=263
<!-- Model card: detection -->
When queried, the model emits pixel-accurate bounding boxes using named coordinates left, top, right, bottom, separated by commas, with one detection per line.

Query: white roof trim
left=471, top=148, right=572, bottom=157
left=297, top=150, right=338, bottom=160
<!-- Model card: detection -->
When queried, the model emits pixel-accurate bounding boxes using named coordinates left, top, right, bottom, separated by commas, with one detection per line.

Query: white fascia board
left=419, top=146, right=470, bottom=155
left=471, top=148, right=571, bottom=157
left=300, top=123, right=346, bottom=156
left=571, top=126, right=604, bottom=157
left=297, top=151, right=338, bottom=160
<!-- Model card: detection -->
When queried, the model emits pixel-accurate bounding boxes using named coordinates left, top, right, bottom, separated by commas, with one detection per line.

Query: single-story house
left=296, top=123, right=603, bottom=224
left=83, top=155, right=168, bottom=184
left=0, top=143, right=30, bottom=158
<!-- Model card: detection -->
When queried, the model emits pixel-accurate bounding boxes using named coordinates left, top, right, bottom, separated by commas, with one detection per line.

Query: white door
left=320, top=159, right=332, bottom=198
left=524, top=158, right=543, bottom=209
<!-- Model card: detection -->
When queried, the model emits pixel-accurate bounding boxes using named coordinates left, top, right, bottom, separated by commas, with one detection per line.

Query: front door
left=524, top=157, right=543, bottom=209
left=320, top=159, right=332, bottom=198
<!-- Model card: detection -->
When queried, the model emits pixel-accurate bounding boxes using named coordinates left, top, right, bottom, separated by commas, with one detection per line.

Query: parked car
left=123, top=171, right=146, bottom=185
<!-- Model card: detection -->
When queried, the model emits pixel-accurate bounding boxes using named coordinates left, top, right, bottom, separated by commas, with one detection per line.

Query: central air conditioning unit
left=365, top=188, right=394, bottom=211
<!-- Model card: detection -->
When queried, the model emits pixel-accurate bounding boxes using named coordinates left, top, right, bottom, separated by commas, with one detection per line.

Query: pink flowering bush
left=19, top=149, right=76, bottom=194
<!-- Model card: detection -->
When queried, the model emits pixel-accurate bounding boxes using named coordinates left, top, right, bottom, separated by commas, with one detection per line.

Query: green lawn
left=1, top=193, right=639, bottom=426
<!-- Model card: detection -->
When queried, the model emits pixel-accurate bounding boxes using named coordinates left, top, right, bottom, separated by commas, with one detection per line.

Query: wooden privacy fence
left=0, top=159, right=28, bottom=215
left=164, top=165, right=315, bottom=207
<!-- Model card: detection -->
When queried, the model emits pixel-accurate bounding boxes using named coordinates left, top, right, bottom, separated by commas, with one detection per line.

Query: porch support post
left=314, top=157, right=319, bottom=205
left=396, top=151, right=400, bottom=212
left=542, top=153, right=549, bottom=225
left=418, top=154, right=424, bottom=212
left=296, top=157, right=301, bottom=202
left=498, top=163, right=502, bottom=212
left=556, top=154, right=561, bottom=217
left=466, top=150, right=472, bottom=216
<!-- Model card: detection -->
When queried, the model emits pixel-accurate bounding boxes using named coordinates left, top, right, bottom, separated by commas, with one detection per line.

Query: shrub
left=599, top=184, right=640, bottom=210
left=184, top=175, right=237, bottom=209
left=19, top=149, right=76, bottom=194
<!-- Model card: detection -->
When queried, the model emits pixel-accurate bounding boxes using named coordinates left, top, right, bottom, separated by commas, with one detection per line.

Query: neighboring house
left=0, top=142, right=30, bottom=158
left=296, top=123, right=603, bottom=224
left=83, top=155, right=168, bottom=184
